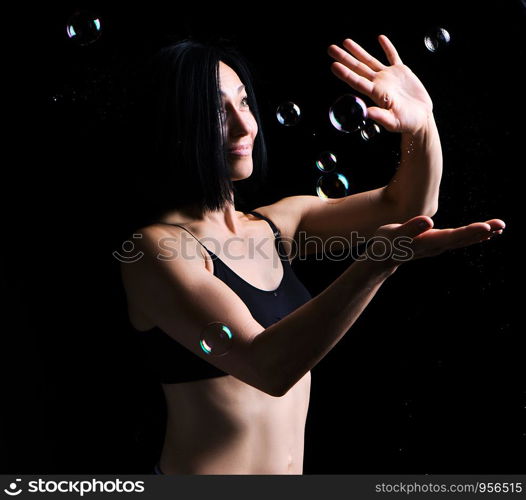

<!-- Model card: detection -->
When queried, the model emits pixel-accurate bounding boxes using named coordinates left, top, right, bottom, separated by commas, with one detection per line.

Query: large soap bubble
left=329, top=94, right=367, bottom=133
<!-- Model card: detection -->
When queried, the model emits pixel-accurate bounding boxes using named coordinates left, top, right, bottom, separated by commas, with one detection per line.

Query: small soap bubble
left=424, top=27, right=451, bottom=53
left=316, top=172, right=350, bottom=199
left=276, top=101, right=301, bottom=126
left=360, top=120, right=381, bottom=141
left=315, top=151, right=337, bottom=172
left=199, top=322, right=233, bottom=356
left=66, top=10, right=102, bottom=46
left=329, top=94, right=367, bottom=133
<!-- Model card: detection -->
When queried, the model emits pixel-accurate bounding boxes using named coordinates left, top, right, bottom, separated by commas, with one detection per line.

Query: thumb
left=397, top=215, right=434, bottom=238
left=366, top=107, right=398, bottom=132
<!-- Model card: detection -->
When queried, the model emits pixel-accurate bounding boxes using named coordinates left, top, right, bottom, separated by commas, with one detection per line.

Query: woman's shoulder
left=119, top=222, right=209, bottom=285
left=119, top=222, right=210, bottom=329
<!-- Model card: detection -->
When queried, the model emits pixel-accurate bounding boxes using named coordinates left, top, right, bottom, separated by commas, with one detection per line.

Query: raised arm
left=328, top=35, right=442, bottom=218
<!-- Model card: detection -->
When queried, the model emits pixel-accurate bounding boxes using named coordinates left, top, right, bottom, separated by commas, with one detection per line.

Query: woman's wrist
left=355, top=256, right=401, bottom=280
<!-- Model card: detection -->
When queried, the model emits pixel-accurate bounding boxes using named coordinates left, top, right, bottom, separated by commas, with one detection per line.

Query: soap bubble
left=315, top=151, right=337, bottom=172
left=66, top=10, right=102, bottom=46
left=199, top=322, right=233, bottom=356
left=360, top=120, right=381, bottom=141
left=276, top=101, right=301, bottom=126
left=316, top=172, right=350, bottom=198
left=329, top=94, right=367, bottom=133
left=66, top=11, right=102, bottom=46
left=424, top=27, right=451, bottom=53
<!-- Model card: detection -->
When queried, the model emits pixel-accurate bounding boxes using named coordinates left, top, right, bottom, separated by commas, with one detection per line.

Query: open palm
left=328, top=35, right=433, bottom=135
left=370, top=216, right=506, bottom=267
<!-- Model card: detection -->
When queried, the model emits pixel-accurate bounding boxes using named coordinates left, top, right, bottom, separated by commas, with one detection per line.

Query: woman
left=119, top=37, right=505, bottom=474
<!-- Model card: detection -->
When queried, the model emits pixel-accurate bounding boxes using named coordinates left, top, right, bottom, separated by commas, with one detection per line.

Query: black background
left=2, top=1, right=523, bottom=473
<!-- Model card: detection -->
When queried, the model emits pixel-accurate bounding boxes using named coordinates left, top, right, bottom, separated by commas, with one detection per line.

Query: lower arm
left=386, top=113, right=443, bottom=217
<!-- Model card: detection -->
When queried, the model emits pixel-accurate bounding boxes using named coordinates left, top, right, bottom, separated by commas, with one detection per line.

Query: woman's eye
left=241, top=96, right=249, bottom=107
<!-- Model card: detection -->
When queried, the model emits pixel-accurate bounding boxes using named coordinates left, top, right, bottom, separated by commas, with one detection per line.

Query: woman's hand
left=366, top=215, right=506, bottom=269
left=327, top=35, right=433, bottom=135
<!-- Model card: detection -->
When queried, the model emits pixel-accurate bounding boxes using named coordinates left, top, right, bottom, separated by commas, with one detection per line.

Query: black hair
left=123, top=38, right=268, bottom=230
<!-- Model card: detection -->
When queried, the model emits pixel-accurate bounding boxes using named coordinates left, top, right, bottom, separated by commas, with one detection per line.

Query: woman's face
left=218, top=61, right=258, bottom=181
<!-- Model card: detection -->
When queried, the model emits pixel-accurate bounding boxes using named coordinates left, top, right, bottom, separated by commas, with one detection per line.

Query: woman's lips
left=227, top=146, right=252, bottom=156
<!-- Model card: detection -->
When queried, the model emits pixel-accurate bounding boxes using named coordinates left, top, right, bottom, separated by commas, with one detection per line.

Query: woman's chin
left=230, top=164, right=253, bottom=181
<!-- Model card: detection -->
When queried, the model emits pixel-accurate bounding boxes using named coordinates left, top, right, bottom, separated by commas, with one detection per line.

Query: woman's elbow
left=404, top=203, right=438, bottom=220
left=425, top=203, right=438, bottom=218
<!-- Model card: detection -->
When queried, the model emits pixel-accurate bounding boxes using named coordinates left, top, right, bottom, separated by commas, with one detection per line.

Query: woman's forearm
left=251, top=258, right=399, bottom=396
left=385, top=113, right=443, bottom=217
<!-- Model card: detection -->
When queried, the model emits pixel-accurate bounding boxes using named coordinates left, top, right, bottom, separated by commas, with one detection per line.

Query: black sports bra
left=134, top=210, right=312, bottom=384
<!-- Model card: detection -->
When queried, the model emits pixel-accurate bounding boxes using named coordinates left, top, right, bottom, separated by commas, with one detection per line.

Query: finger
left=411, top=222, right=498, bottom=260
left=377, top=34, right=403, bottom=65
left=328, top=44, right=376, bottom=80
left=342, top=38, right=386, bottom=71
left=396, top=215, right=434, bottom=238
left=330, top=62, right=374, bottom=96
left=414, top=222, right=489, bottom=245
left=483, top=218, right=506, bottom=232
left=451, top=232, right=495, bottom=249
left=366, top=106, right=400, bottom=132
left=446, top=223, right=493, bottom=249
left=408, top=225, right=487, bottom=259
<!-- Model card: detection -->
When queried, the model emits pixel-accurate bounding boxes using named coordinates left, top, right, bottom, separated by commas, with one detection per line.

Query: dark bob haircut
left=126, top=38, right=268, bottom=227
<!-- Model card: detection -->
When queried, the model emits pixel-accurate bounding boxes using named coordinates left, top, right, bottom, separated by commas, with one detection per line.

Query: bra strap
left=246, top=211, right=281, bottom=238
left=157, top=214, right=284, bottom=258
left=246, top=211, right=290, bottom=264
left=155, top=222, right=212, bottom=254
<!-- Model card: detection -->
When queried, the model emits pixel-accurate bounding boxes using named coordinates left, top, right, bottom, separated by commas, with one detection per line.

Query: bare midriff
left=159, top=371, right=311, bottom=474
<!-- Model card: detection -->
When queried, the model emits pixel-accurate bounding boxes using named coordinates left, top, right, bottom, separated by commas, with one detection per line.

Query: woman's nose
left=227, top=108, right=252, bottom=137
